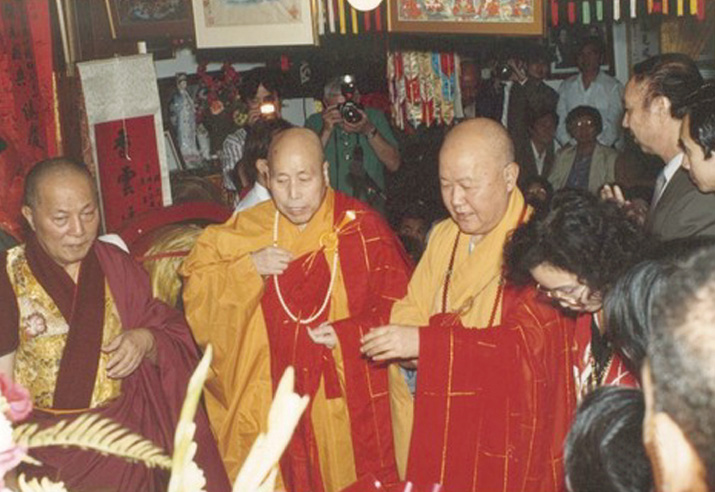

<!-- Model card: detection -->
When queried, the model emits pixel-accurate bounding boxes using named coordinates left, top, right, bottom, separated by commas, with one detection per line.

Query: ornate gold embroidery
left=7, top=246, right=122, bottom=409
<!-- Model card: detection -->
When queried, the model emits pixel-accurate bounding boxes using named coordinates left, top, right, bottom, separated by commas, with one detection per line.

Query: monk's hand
left=251, top=246, right=294, bottom=276
left=103, top=328, right=157, bottom=379
left=307, top=322, right=338, bottom=350
left=360, top=325, right=419, bottom=361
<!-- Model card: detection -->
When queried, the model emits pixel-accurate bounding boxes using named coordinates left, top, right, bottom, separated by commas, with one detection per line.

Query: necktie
left=650, top=172, right=667, bottom=212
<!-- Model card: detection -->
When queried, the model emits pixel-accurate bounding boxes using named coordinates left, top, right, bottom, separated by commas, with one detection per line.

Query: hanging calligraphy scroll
left=94, top=116, right=164, bottom=231
left=78, top=54, right=171, bottom=233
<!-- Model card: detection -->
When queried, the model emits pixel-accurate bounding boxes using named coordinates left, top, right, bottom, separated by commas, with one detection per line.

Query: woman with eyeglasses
left=505, top=189, right=646, bottom=401
left=547, top=106, right=619, bottom=195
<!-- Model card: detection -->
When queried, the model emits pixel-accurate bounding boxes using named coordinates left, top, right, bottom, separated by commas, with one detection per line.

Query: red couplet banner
left=94, top=115, right=164, bottom=232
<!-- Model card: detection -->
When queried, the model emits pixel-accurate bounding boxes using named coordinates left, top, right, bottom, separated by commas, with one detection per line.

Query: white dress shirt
left=556, top=71, right=624, bottom=148
left=235, top=182, right=271, bottom=212
left=652, top=153, right=684, bottom=209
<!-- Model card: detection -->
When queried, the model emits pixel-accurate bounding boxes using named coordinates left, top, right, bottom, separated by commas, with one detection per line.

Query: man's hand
left=600, top=183, right=626, bottom=205
left=341, top=108, right=373, bottom=135
left=251, top=247, right=293, bottom=276
left=103, top=328, right=156, bottom=379
left=601, top=184, right=648, bottom=226
left=360, top=324, right=419, bottom=361
left=247, top=105, right=263, bottom=125
left=321, top=105, right=343, bottom=135
left=307, top=322, right=338, bottom=350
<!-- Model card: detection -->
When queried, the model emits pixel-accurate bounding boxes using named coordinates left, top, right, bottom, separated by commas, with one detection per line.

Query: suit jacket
left=523, top=79, right=559, bottom=115
left=647, top=167, right=715, bottom=241
left=548, top=143, right=618, bottom=194
left=475, top=81, right=529, bottom=152
left=516, top=139, right=556, bottom=186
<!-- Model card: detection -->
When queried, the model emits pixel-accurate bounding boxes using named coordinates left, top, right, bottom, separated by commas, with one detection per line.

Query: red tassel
left=697, top=0, right=705, bottom=20
left=280, top=55, right=290, bottom=71
left=654, top=0, right=662, bottom=13
left=568, top=0, right=576, bottom=23
left=552, top=0, right=559, bottom=25
left=365, top=9, right=371, bottom=30
left=375, top=3, right=382, bottom=30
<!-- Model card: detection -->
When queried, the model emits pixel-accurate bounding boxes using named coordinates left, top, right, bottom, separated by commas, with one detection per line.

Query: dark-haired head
left=239, top=118, right=293, bottom=187
left=566, top=106, right=603, bottom=140
left=505, top=189, right=646, bottom=311
left=677, top=83, right=715, bottom=192
left=632, top=53, right=703, bottom=119
left=565, top=386, right=653, bottom=492
left=647, top=245, right=715, bottom=490
left=239, top=67, right=282, bottom=104
left=603, top=260, right=671, bottom=375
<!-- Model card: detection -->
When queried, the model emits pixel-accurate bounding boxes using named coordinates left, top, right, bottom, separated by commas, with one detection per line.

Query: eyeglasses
left=535, top=282, right=589, bottom=301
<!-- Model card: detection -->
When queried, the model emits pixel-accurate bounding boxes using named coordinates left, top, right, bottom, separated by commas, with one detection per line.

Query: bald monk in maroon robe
left=0, top=158, right=230, bottom=491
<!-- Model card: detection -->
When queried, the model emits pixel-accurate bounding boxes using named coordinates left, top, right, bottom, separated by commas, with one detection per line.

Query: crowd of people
left=1, top=47, right=715, bottom=492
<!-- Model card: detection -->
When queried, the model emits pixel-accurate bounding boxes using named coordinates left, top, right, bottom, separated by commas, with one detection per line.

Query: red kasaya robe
left=407, top=285, right=578, bottom=492
left=0, top=238, right=230, bottom=492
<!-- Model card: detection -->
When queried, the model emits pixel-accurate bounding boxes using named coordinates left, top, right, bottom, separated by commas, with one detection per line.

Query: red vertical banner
left=94, top=116, right=163, bottom=232
left=0, top=0, right=55, bottom=239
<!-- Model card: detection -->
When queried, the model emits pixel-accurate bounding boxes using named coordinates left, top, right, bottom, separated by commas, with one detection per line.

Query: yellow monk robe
left=391, top=187, right=528, bottom=328
left=391, top=189, right=578, bottom=491
left=181, top=189, right=413, bottom=491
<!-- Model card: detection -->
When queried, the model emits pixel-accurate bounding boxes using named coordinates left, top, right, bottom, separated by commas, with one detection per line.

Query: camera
left=495, top=62, right=514, bottom=81
left=259, top=102, right=277, bottom=119
left=337, top=74, right=364, bottom=124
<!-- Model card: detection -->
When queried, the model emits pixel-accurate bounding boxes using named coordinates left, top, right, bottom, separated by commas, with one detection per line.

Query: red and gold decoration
left=0, top=0, right=58, bottom=240
left=387, top=51, right=459, bottom=129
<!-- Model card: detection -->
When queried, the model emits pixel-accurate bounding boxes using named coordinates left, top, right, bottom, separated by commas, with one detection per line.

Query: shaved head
left=267, top=127, right=325, bottom=171
left=260, top=127, right=330, bottom=227
left=439, top=118, right=519, bottom=237
left=24, top=157, right=96, bottom=209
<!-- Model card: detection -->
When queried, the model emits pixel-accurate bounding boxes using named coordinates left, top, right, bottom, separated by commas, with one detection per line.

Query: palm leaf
left=13, top=413, right=172, bottom=469
left=17, top=474, right=68, bottom=492
left=167, top=344, right=213, bottom=492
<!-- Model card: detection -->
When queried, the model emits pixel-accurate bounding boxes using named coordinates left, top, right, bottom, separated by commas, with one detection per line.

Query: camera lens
left=339, top=101, right=363, bottom=124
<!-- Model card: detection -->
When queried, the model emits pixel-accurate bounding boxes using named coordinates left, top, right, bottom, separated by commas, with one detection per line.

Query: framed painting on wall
left=105, top=0, right=194, bottom=39
left=388, top=0, right=543, bottom=36
left=546, top=20, right=615, bottom=78
left=191, top=0, right=318, bottom=48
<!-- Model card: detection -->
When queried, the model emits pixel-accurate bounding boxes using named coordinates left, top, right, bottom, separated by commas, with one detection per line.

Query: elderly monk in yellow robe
left=181, top=128, right=413, bottom=492
left=361, top=119, right=578, bottom=492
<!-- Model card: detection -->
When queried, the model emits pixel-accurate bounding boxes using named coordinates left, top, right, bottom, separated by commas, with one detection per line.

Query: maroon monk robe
left=0, top=238, right=230, bottom=492
left=407, top=285, right=578, bottom=492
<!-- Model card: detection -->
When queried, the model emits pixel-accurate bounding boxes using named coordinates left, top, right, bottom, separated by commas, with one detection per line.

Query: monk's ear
left=256, top=159, right=270, bottom=181
left=504, top=162, right=519, bottom=192
left=651, top=95, right=672, bottom=118
left=322, top=161, right=330, bottom=183
left=21, top=205, right=36, bottom=232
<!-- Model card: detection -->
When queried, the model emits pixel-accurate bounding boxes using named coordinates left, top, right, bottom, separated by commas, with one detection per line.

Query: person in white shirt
left=556, top=37, right=624, bottom=149
left=234, top=118, right=293, bottom=212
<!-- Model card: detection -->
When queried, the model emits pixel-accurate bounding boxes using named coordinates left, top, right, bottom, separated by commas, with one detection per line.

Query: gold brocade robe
left=5, top=245, right=122, bottom=409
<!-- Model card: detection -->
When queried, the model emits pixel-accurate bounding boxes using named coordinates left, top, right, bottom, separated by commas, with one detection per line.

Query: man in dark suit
left=610, top=54, right=715, bottom=240
left=516, top=110, right=558, bottom=187
left=522, top=47, right=559, bottom=116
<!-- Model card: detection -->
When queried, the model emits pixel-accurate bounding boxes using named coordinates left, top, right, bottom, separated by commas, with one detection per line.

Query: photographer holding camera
left=305, top=75, right=400, bottom=210
left=221, top=67, right=282, bottom=199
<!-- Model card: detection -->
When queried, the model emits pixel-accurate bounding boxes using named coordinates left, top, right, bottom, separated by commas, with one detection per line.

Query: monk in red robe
left=361, top=119, right=578, bottom=492
left=0, top=158, right=230, bottom=491
left=181, top=128, right=413, bottom=491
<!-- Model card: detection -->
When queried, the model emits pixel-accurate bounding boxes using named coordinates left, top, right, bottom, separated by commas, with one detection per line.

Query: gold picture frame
left=191, top=0, right=318, bottom=48
left=388, top=0, right=543, bottom=36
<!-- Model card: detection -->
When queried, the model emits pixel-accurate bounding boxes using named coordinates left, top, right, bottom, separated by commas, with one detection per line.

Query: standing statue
left=169, top=73, right=203, bottom=169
